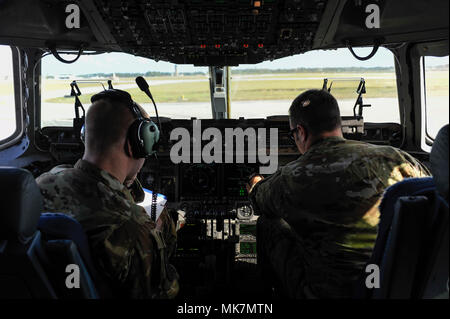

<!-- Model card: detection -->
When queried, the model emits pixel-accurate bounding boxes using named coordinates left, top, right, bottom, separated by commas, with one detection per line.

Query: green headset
left=81, top=89, right=160, bottom=158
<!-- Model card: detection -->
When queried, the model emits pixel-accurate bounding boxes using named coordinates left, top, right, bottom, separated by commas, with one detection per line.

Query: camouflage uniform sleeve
left=157, top=207, right=177, bottom=259
left=94, top=204, right=171, bottom=299
left=127, top=178, right=145, bottom=203
left=124, top=217, right=159, bottom=298
left=91, top=211, right=177, bottom=299
left=128, top=202, right=178, bottom=298
left=91, top=212, right=147, bottom=292
left=248, top=168, right=288, bottom=218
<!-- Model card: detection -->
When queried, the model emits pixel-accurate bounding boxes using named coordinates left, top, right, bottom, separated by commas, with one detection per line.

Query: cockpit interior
left=0, top=0, right=448, bottom=301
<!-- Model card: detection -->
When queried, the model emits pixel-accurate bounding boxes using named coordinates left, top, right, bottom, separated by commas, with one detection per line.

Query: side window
left=423, top=56, right=449, bottom=139
left=0, top=45, right=16, bottom=142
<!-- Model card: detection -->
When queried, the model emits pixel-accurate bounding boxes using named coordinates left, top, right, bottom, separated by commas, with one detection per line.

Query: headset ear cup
left=140, top=120, right=160, bottom=155
left=126, top=119, right=159, bottom=158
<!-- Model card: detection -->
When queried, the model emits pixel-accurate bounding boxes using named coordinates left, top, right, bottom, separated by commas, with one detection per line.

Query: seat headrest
left=38, top=213, right=94, bottom=270
left=0, top=167, right=43, bottom=241
left=430, top=125, right=449, bottom=201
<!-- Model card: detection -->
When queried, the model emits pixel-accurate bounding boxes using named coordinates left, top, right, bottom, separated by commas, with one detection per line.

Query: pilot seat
left=0, top=167, right=102, bottom=299
left=356, top=124, right=449, bottom=299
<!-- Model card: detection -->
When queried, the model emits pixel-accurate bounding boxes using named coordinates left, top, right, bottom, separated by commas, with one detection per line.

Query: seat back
left=356, top=179, right=448, bottom=299
left=0, top=167, right=56, bottom=299
left=0, top=167, right=101, bottom=299
left=421, top=124, right=449, bottom=298
left=38, top=213, right=98, bottom=280
left=356, top=124, right=449, bottom=299
left=419, top=196, right=449, bottom=298
left=368, top=178, right=435, bottom=274
left=374, top=195, right=430, bottom=298
left=39, top=238, right=99, bottom=299
left=38, top=213, right=111, bottom=298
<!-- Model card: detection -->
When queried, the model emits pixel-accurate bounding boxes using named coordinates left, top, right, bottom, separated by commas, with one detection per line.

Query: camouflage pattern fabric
left=249, top=136, right=430, bottom=298
left=36, top=159, right=178, bottom=299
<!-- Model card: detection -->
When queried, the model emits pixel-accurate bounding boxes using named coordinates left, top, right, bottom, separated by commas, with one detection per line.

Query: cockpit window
left=230, top=47, right=400, bottom=122
left=40, top=52, right=209, bottom=127
left=41, top=48, right=401, bottom=126
left=0, top=45, right=16, bottom=141
left=423, top=55, right=449, bottom=139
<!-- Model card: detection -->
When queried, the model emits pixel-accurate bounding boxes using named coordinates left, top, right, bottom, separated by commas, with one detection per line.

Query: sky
left=0, top=45, right=449, bottom=77
left=39, top=47, right=400, bottom=76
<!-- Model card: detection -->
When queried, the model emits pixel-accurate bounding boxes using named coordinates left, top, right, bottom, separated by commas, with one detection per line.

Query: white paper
left=138, top=188, right=167, bottom=222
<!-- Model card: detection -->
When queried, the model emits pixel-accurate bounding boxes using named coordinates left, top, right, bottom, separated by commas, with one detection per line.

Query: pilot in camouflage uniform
left=36, top=159, right=178, bottom=299
left=248, top=89, right=430, bottom=298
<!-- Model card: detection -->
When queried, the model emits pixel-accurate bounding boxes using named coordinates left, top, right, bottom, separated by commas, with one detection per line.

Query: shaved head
left=84, top=99, right=134, bottom=156
left=82, top=92, right=150, bottom=184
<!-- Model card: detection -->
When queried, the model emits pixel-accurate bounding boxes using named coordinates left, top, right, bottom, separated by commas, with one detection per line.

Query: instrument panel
left=140, top=161, right=264, bottom=220
left=139, top=117, right=301, bottom=220
left=38, top=117, right=403, bottom=221
left=134, top=117, right=403, bottom=222
left=178, top=163, right=260, bottom=201
left=181, top=164, right=219, bottom=198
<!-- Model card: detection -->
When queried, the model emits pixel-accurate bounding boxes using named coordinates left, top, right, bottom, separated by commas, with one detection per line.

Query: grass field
left=41, top=70, right=448, bottom=105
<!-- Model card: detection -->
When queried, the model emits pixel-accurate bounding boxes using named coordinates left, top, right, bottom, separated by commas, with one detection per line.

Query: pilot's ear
left=124, top=138, right=133, bottom=158
left=298, top=124, right=308, bottom=143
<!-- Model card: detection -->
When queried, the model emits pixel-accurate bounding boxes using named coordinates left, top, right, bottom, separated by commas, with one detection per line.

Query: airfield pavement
left=38, top=96, right=448, bottom=138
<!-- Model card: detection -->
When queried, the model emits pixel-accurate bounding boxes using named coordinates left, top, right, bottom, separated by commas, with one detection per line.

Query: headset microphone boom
left=135, top=76, right=162, bottom=136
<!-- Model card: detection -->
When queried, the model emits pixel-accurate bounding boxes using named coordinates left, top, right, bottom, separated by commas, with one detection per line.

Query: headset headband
left=90, top=89, right=144, bottom=120
left=88, top=89, right=160, bottom=159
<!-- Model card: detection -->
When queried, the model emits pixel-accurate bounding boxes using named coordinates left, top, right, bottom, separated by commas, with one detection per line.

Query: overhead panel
left=92, top=0, right=327, bottom=65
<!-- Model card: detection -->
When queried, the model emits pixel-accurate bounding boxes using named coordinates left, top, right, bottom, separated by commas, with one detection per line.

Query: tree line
left=45, top=64, right=448, bottom=79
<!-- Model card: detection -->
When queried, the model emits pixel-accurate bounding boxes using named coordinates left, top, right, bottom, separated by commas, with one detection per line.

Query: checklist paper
left=138, top=188, right=167, bottom=222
